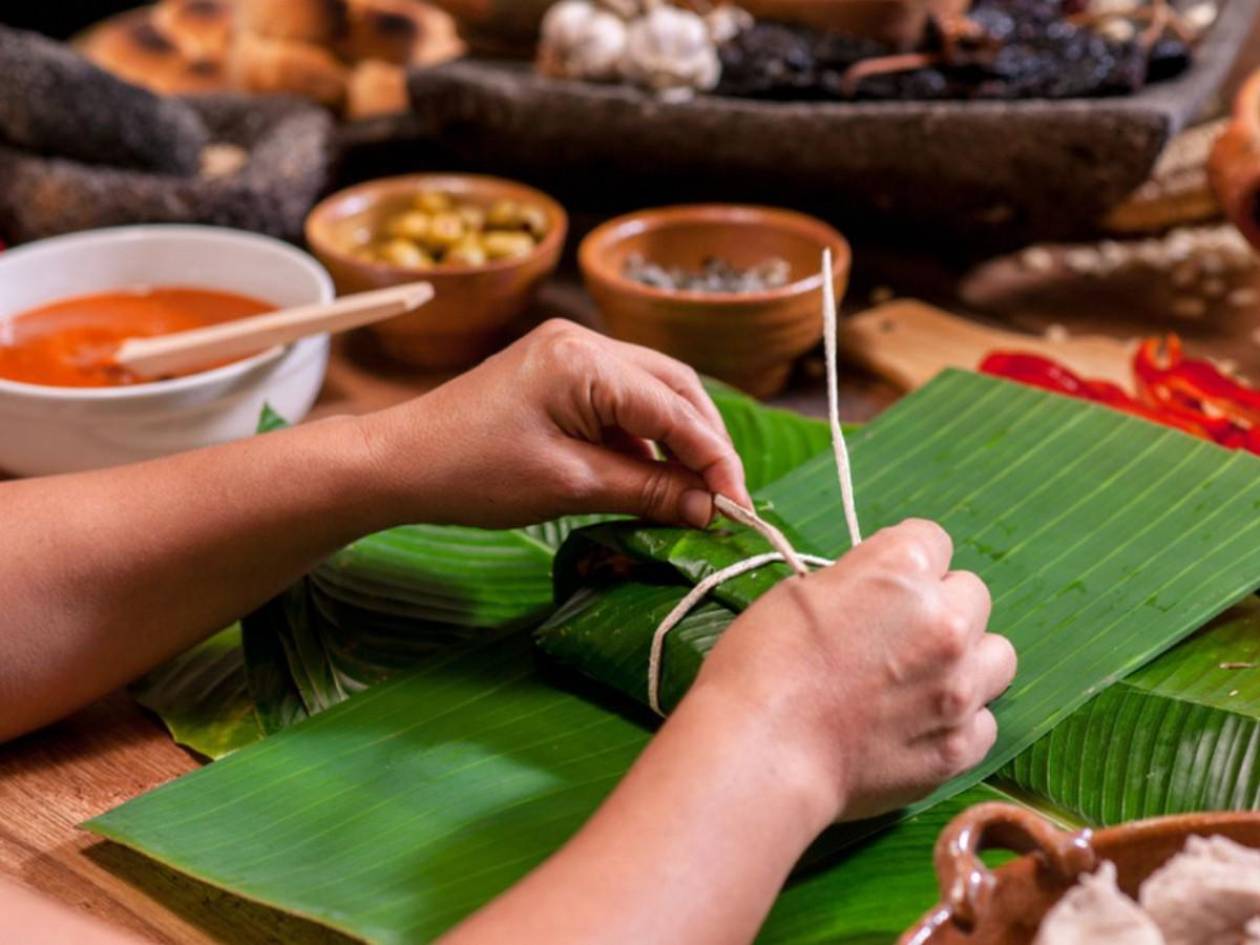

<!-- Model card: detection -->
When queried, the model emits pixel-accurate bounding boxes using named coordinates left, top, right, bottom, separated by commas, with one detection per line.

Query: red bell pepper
left=979, top=336, right=1260, bottom=456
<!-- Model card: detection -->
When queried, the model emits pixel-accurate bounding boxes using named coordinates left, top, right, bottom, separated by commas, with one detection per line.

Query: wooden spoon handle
left=114, top=282, right=434, bottom=377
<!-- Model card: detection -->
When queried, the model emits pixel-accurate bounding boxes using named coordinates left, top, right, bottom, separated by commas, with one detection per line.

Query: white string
left=645, top=250, right=862, bottom=716
left=645, top=552, right=834, bottom=716
left=823, top=248, right=863, bottom=549
left=713, top=495, right=810, bottom=577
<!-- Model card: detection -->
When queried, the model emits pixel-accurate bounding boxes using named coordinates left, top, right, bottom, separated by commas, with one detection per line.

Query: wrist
left=674, top=678, right=845, bottom=838
left=345, top=401, right=440, bottom=530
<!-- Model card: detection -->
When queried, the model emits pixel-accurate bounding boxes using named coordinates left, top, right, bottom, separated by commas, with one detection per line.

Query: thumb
left=566, top=441, right=714, bottom=528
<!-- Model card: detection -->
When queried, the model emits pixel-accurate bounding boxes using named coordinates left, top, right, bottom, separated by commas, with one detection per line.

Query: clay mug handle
left=1210, top=69, right=1260, bottom=251
left=933, top=802, right=1096, bottom=932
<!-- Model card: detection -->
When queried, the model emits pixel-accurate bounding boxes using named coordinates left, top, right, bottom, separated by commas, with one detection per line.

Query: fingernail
left=681, top=490, right=713, bottom=529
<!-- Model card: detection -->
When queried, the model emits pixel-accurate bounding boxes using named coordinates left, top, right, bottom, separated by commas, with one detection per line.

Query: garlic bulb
left=538, top=0, right=628, bottom=82
left=621, top=5, right=720, bottom=99
left=706, top=4, right=754, bottom=45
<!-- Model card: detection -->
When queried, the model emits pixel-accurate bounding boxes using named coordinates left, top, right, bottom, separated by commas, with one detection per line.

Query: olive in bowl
left=306, top=173, right=567, bottom=371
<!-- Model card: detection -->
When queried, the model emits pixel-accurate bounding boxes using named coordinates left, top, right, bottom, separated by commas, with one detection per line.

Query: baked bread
left=237, top=0, right=347, bottom=44
left=79, top=8, right=230, bottom=95
left=346, top=58, right=408, bottom=119
left=229, top=29, right=348, bottom=108
left=340, top=0, right=458, bottom=65
left=152, top=0, right=237, bottom=60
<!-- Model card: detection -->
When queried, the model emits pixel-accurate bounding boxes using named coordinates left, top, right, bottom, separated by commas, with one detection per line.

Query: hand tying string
left=646, top=249, right=862, bottom=716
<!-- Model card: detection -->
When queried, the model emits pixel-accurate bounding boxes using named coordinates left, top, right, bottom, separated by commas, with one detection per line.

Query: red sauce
left=0, top=286, right=273, bottom=387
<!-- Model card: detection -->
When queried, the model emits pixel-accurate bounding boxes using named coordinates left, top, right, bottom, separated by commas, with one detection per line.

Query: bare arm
left=0, top=320, right=748, bottom=742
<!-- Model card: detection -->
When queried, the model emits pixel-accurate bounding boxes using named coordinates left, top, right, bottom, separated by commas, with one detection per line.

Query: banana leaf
left=130, top=625, right=263, bottom=759
left=90, top=371, right=1260, bottom=944
left=97, top=627, right=1061, bottom=945
left=996, top=598, right=1260, bottom=824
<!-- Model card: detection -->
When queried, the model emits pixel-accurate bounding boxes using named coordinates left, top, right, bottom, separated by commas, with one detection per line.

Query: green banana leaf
left=130, top=625, right=263, bottom=759
left=98, top=628, right=1059, bottom=945
left=996, top=598, right=1260, bottom=824
left=91, top=371, right=1260, bottom=944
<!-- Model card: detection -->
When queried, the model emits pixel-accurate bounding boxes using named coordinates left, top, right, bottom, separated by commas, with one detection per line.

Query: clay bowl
left=305, top=173, right=567, bottom=371
left=1210, top=68, right=1260, bottom=251
left=579, top=205, right=851, bottom=398
left=899, top=802, right=1260, bottom=945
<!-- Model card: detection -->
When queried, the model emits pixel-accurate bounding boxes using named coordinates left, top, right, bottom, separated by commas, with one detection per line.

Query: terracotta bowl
left=579, top=205, right=851, bottom=398
left=1210, top=68, right=1260, bottom=251
left=900, top=802, right=1260, bottom=944
left=305, top=173, right=567, bottom=371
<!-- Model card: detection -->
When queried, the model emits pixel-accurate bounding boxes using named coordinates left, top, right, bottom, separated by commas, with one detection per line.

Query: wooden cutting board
left=841, top=299, right=1137, bottom=393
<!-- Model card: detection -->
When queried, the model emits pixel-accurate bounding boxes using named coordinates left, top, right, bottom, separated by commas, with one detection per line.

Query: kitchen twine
left=646, top=249, right=863, bottom=716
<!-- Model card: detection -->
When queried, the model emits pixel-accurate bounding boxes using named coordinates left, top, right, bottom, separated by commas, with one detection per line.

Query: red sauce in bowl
left=0, top=286, right=273, bottom=387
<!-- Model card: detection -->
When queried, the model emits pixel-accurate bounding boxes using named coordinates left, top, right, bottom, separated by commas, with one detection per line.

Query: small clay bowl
left=1210, top=67, right=1260, bottom=250
left=579, top=205, right=851, bottom=398
left=899, top=802, right=1260, bottom=945
left=305, top=173, right=567, bottom=371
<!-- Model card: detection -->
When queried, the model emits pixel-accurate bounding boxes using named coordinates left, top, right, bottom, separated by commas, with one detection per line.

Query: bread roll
left=346, top=59, right=408, bottom=119
left=339, top=0, right=461, bottom=65
left=79, top=9, right=229, bottom=95
left=229, top=30, right=348, bottom=108
left=152, top=0, right=236, bottom=60
left=238, top=0, right=347, bottom=44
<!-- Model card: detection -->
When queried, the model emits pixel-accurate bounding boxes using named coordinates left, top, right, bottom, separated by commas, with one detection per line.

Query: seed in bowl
left=359, top=189, right=551, bottom=270
left=623, top=254, right=792, bottom=293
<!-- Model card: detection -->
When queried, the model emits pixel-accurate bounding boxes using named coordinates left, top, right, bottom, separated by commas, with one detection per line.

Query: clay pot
left=738, top=0, right=968, bottom=49
left=1210, top=68, right=1260, bottom=250
left=579, top=204, right=850, bottom=398
left=305, top=173, right=566, bottom=371
left=899, top=802, right=1260, bottom=944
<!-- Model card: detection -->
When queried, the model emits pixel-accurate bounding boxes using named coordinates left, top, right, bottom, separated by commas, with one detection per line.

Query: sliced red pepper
left=1135, top=336, right=1260, bottom=429
left=978, top=352, right=1091, bottom=397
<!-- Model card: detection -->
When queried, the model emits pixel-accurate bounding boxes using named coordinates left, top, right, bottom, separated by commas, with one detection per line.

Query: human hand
left=690, top=519, right=1017, bottom=825
left=359, top=319, right=750, bottom=530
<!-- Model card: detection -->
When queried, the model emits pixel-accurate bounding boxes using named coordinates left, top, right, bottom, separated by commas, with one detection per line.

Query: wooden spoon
left=114, top=281, right=434, bottom=378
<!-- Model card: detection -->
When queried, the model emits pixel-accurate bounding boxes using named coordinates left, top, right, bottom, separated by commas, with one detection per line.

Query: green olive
left=446, top=238, right=488, bottom=267
left=486, top=198, right=524, bottom=229
left=482, top=231, right=537, bottom=260
left=457, top=204, right=487, bottom=232
left=379, top=238, right=433, bottom=269
left=519, top=205, right=550, bottom=239
left=415, top=190, right=452, bottom=214
left=426, top=212, right=466, bottom=250
left=386, top=211, right=431, bottom=242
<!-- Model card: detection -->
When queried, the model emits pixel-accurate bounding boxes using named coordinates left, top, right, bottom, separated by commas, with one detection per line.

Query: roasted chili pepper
left=979, top=337, right=1260, bottom=455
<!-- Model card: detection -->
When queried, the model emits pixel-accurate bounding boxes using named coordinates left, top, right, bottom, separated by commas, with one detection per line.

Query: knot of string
left=646, top=249, right=862, bottom=717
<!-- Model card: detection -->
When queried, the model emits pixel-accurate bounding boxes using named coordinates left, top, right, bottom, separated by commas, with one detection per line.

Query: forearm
left=440, top=682, right=837, bottom=945
left=0, top=413, right=414, bottom=741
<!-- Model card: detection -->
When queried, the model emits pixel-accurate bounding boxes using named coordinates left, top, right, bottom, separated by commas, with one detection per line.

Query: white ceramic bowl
left=0, top=226, right=333, bottom=477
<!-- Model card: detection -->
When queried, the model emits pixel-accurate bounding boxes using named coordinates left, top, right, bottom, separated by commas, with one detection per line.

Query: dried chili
left=979, top=336, right=1260, bottom=456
